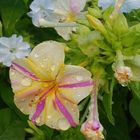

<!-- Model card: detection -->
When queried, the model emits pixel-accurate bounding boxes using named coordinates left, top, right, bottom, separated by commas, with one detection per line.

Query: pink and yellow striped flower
left=10, top=41, right=93, bottom=130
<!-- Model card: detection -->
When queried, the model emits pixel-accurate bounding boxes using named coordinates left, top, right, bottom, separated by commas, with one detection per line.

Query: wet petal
left=29, top=41, right=65, bottom=80
left=55, top=26, right=76, bottom=40
left=33, top=92, right=79, bottom=130
left=58, top=65, right=93, bottom=103
left=10, top=67, right=46, bottom=115
left=55, top=94, right=78, bottom=127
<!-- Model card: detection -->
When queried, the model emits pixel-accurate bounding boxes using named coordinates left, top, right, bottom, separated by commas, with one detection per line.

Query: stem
left=110, top=0, right=125, bottom=18
left=116, top=50, right=124, bottom=67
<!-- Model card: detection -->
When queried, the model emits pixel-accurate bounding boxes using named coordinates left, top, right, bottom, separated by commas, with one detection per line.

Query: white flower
left=28, top=0, right=87, bottom=40
left=98, top=0, right=140, bottom=13
left=0, top=34, right=30, bottom=67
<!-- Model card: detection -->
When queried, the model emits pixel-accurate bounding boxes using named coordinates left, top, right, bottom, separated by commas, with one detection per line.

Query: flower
left=98, top=0, right=140, bottom=13
left=28, top=0, right=87, bottom=40
left=114, top=66, right=132, bottom=86
left=0, top=34, right=30, bottom=67
left=10, top=41, right=93, bottom=130
left=81, top=87, right=104, bottom=140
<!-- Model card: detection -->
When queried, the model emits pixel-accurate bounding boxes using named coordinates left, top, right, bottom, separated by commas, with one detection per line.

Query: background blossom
left=28, top=0, right=87, bottom=40
left=0, top=34, right=30, bottom=66
left=98, top=0, right=140, bottom=13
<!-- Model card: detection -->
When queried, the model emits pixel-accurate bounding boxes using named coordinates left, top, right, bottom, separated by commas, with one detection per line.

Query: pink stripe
left=59, top=80, right=93, bottom=88
left=55, top=95, right=77, bottom=127
left=11, top=62, right=39, bottom=80
left=31, top=99, right=45, bottom=123
left=39, top=86, right=54, bottom=100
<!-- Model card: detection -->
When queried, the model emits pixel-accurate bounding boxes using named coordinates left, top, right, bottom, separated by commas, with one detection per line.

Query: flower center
left=29, top=81, right=58, bottom=107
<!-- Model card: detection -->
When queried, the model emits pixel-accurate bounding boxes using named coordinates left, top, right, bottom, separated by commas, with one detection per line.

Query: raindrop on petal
left=58, top=118, right=70, bottom=130
left=21, top=78, right=32, bottom=86
left=76, top=75, right=83, bottom=81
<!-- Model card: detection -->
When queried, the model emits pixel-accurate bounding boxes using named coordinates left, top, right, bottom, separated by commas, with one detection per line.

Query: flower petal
left=98, top=0, right=115, bottom=9
left=57, top=65, right=93, bottom=103
left=29, top=41, right=65, bottom=80
left=32, top=92, right=79, bottom=130
left=121, top=0, right=140, bottom=13
left=55, top=26, right=76, bottom=40
left=55, top=94, right=78, bottom=127
left=70, top=0, right=87, bottom=13
left=10, top=67, right=45, bottom=115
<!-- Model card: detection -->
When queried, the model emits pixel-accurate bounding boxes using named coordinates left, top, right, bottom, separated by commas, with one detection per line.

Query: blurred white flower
left=0, top=34, right=30, bottom=67
left=28, top=0, right=87, bottom=40
left=98, top=0, right=140, bottom=13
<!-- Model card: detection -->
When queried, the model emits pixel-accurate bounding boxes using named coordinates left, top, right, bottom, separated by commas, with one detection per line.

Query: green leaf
left=129, top=97, right=140, bottom=126
left=121, top=23, right=140, bottom=47
left=0, top=108, right=25, bottom=140
left=130, top=82, right=140, bottom=99
left=0, top=0, right=27, bottom=35
left=53, top=126, right=86, bottom=140
left=112, top=14, right=128, bottom=37
left=103, top=78, right=115, bottom=125
left=0, top=79, right=27, bottom=122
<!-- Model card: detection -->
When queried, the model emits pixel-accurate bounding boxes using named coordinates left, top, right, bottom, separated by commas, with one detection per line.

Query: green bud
left=87, top=14, right=107, bottom=35
left=121, top=23, right=140, bottom=47
left=91, top=62, right=106, bottom=79
left=88, top=7, right=102, bottom=18
left=112, top=14, right=128, bottom=37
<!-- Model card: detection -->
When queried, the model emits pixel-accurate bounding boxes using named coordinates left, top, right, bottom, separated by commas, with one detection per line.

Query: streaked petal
left=55, top=94, right=78, bottom=127
left=57, top=65, right=93, bottom=103
left=10, top=67, right=45, bottom=115
left=33, top=92, right=79, bottom=130
left=29, top=41, right=65, bottom=80
left=33, top=93, right=66, bottom=129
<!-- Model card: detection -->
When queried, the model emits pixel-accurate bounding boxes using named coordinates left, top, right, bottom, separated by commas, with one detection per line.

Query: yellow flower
left=10, top=41, right=93, bottom=130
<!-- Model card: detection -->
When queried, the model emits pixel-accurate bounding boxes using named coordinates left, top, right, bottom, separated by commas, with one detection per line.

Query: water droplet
left=34, top=54, right=39, bottom=58
left=34, top=95, right=39, bottom=101
left=11, top=72, right=15, bottom=76
left=21, top=98, right=25, bottom=102
left=21, top=78, right=32, bottom=86
left=36, top=118, right=40, bottom=124
left=51, top=65, right=56, bottom=71
left=58, top=118, right=70, bottom=130
left=40, top=64, right=45, bottom=68
left=76, top=76, right=83, bottom=81
left=47, top=115, right=52, bottom=119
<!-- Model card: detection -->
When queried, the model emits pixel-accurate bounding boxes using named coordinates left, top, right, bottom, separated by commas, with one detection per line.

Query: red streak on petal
left=31, top=99, right=45, bottom=123
left=55, top=95, right=77, bottom=127
left=59, top=80, right=94, bottom=88
left=11, top=62, right=39, bottom=81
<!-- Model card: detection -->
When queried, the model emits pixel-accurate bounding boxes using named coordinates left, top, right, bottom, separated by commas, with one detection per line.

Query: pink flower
left=10, top=41, right=93, bottom=130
